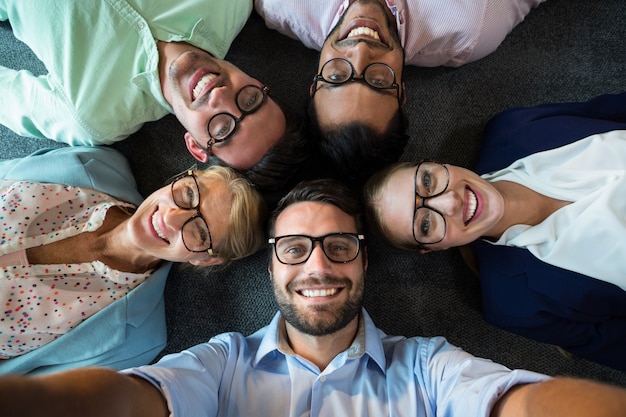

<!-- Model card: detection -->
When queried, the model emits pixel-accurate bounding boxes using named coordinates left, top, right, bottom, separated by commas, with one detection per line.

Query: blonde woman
left=0, top=146, right=267, bottom=374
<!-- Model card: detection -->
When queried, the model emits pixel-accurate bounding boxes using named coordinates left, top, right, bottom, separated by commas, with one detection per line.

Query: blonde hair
left=363, top=162, right=421, bottom=251
left=194, top=165, right=268, bottom=265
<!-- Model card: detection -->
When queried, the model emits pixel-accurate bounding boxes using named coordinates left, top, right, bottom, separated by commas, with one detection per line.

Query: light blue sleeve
left=0, top=146, right=144, bottom=204
left=0, top=145, right=170, bottom=375
left=416, top=336, right=549, bottom=417
left=123, top=334, right=239, bottom=417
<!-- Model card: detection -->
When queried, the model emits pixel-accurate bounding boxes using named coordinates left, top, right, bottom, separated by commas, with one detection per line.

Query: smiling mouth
left=338, top=17, right=388, bottom=47
left=464, top=187, right=478, bottom=225
left=151, top=212, right=169, bottom=243
left=347, top=26, right=380, bottom=41
left=192, top=72, right=218, bottom=101
left=298, top=288, right=340, bottom=298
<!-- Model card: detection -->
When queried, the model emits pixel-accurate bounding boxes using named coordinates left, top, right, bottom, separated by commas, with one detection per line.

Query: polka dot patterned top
left=0, top=180, right=152, bottom=358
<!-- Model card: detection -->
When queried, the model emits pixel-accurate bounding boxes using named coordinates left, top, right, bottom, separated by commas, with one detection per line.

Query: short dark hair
left=307, top=100, right=409, bottom=188
left=269, top=178, right=365, bottom=238
left=207, top=101, right=310, bottom=192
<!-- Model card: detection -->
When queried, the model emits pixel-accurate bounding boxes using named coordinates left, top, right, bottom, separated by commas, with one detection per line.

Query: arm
left=492, top=378, right=626, bottom=417
left=476, top=92, right=626, bottom=175
left=1, top=367, right=168, bottom=417
left=0, top=66, right=96, bottom=145
left=474, top=241, right=626, bottom=371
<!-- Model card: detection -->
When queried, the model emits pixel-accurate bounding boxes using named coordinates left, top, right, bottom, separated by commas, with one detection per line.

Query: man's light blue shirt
left=0, top=0, right=252, bottom=145
left=127, top=309, right=548, bottom=416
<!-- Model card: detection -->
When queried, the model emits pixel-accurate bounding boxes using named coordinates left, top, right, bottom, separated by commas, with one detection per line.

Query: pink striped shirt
left=255, top=0, right=547, bottom=67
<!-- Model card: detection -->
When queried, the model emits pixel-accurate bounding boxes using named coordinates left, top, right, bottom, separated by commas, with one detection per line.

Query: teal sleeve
left=0, top=146, right=144, bottom=204
left=0, top=66, right=96, bottom=145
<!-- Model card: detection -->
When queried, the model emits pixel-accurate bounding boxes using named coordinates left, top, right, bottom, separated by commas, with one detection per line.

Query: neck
left=97, top=207, right=162, bottom=273
left=486, top=180, right=570, bottom=239
left=284, top=315, right=360, bottom=371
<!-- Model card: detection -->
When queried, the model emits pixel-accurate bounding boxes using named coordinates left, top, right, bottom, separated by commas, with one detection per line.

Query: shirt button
left=319, top=375, right=326, bottom=382
left=138, top=22, right=145, bottom=29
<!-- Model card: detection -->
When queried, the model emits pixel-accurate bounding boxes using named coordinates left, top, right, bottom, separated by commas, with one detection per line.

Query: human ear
left=184, top=132, right=210, bottom=163
left=400, top=82, right=407, bottom=107
left=189, top=255, right=224, bottom=266
left=362, top=246, right=369, bottom=271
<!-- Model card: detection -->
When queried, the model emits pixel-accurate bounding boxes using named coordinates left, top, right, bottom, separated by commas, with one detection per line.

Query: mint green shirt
left=0, top=0, right=252, bottom=145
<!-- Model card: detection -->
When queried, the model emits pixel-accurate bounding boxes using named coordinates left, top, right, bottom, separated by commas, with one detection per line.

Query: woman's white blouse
left=481, top=130, right=626, bottom=291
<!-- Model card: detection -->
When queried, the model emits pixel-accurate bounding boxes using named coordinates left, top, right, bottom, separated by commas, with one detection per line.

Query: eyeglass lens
left=207, top=85, right=266, bottom=141
left=321, top=59, right=395, bottom=89
left=273, top=233, right=361, bottom=265
left=171, top=175, right=212, bottom=252
left=413, top=162, right=449, bottom=244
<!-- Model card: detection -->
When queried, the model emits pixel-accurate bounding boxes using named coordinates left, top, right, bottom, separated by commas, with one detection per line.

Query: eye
left=185, top=185, right=196, bottom=205
left=238, top=89, right=261, bottom=111
left=183, top=218, right=210, bottom=250
left=413, top=210, right=432, bottom=239
left=323, top=64, right=351, bottom=83
left=326, top=242, right=350, bottom=254
left=368, top=77, right=386, bottom=87
left=209, top=115, right=234, bottom=140
left=214, top=120, right=232, bottom=139
left=324, top=235, right=357, bottom=259
left=420, top=213, right=432, bottom=236
left=174, top=179, right=199, bottom=209
left=277, top=238, right=310, bottom=261
left=420, top=171, right=434, bottom=194
left=364, top=65, right=393, bottom=88
left=195, top=223, right=209, bottom=245
left=281, top=244, right=307, bottom=260
left=327, top=71, right=348, bottom=82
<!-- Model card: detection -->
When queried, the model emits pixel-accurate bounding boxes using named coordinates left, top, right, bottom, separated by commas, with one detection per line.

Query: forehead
left=313, top=86, right=398, bottom=134
left=275, top=201, right=357, bottom=236
left=378, top=165, right=415, bottom=232
left=212, top=97, right=286, bottom=170
left=196, top=175, right=232, bottom=243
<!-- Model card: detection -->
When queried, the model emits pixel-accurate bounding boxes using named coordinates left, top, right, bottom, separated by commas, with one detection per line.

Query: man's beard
left=273, top=276, right=364, bottom=336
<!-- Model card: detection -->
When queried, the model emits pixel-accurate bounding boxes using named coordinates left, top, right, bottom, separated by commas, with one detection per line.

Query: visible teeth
left=465, top=189, right=477, bottom=224
left=192, top=73, right=217, bottom=100
left=152, top=212, right=168, bottom=241
left=300, top=288, right=338, bottom=298
left=347, top=27, right=380, bottom=40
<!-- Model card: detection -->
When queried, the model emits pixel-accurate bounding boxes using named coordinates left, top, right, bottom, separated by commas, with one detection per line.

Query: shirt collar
left=253, top=309, right=387, bottom=373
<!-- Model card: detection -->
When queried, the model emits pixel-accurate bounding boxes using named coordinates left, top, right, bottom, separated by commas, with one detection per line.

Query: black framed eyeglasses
left=312, top=58, right=400, bottom=103
left=412, top=161, right=450, bottom=245
left=170, top=170, right=214, bottom=254
left=205, top=84, right=270, bottom=149
left=269, top=233, right=365, bottom=265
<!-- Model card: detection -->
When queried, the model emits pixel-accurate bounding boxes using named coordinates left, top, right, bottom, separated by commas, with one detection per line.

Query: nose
left=345, top=42, right=376, bottom=76
left=163, top=206, right=194, bottom=233
left=207, top=86, right=239, bottom=114
left=421, top=190, right=461, bottom=217
left=302, top=243, right=333, bottom=277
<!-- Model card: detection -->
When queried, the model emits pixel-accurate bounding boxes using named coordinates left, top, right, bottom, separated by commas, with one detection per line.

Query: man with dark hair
left=0, top=0, right=304, bottom=189
left=2, top=178, right=626, bottom=417
left=257, top=0, right=546, bottom=183
left=307, top=104, right=408, bottom=186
